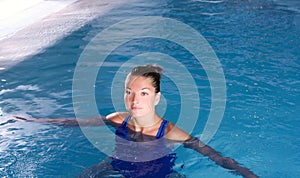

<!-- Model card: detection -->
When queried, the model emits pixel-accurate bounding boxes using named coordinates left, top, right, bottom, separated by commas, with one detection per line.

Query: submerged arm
left=14, top=116, right=108, bottom=127
left=183, top=137, right=258, bottom=178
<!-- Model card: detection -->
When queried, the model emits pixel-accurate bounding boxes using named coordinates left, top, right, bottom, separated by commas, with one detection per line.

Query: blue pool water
left=1, top=0, right=300, bottom=177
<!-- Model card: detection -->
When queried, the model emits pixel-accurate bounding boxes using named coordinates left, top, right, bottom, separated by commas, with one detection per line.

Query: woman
left=15, top=64, right=258, bottom=178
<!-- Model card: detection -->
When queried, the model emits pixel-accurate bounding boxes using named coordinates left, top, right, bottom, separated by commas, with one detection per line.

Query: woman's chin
left=129, top=111, right=145, bottom=118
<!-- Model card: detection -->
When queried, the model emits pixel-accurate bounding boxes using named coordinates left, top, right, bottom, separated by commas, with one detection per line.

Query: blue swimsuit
left=111, top=116, right=177, bottom=178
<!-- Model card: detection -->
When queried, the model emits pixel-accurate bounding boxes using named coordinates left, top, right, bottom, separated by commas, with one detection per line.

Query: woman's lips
left=131, top=106, right=142, bottom=110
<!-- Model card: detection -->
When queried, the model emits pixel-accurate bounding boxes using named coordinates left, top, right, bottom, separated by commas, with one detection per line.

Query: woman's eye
left=125, top=90, right=131, bottom=95
left=141, top=92, right=148, bottom=96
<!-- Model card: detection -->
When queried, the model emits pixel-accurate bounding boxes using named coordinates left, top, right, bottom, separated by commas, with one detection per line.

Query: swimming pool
left=0, top=0, right=299, bottom=177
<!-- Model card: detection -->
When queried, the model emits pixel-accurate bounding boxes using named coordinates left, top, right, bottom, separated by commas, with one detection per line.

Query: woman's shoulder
left=106, top=112, right=129, bottom=124
left=165, top=121, right=192, bottom=141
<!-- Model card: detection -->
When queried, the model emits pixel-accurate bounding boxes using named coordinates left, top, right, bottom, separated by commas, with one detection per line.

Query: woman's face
left=124, top=76, right=160, bottom=118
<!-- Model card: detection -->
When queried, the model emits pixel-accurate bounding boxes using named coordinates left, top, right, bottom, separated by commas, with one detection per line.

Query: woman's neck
left=129, top=113, right=161, bottom=132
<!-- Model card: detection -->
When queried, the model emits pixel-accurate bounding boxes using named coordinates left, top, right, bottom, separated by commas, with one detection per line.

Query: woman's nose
left=131, top=94, right=139, bottom=104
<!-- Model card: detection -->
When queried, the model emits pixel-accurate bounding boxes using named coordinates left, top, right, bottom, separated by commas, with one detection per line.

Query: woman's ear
left=154, top=92, right=161, bottom=106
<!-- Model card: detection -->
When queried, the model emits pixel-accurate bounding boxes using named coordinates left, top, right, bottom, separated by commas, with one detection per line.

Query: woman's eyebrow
left=141, top=88, right=150, bottom=90
left=125, top=87, right=150, bottom=91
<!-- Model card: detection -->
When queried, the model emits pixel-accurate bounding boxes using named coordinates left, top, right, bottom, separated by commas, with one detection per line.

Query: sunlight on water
left=0, top=0, right=42, bottom=20
left=0, top=0, right=78, bottom=40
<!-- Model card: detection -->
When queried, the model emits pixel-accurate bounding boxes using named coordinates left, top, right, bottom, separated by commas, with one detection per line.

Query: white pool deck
left=0, top=0, right=124, bottom=69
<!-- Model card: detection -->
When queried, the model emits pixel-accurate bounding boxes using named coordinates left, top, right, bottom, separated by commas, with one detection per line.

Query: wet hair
left=128, top=64, right=163, bottom=93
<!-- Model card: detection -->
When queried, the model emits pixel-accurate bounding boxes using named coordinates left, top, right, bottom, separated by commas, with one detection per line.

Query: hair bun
left=131, top=64, right=163, bottom=76
left=145, top=64, right=163, bottom=74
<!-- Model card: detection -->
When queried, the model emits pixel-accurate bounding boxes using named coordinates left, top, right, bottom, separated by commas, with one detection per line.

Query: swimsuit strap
left=120, top=115, right=131, bottom=128
left=115, top=115, right=131, bottom=140
left=119, top=116, right=168, bottom=139
left=156, top=120, right=169, bottom=139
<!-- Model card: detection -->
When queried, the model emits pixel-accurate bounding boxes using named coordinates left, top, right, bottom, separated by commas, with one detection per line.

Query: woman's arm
left=14, top=116, right=108, bottom=127
left=183, top=137, right=258, bottom=178
left=166, top=123, right=258, bottom=177
left=13, top=112, right=127, bottom=127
